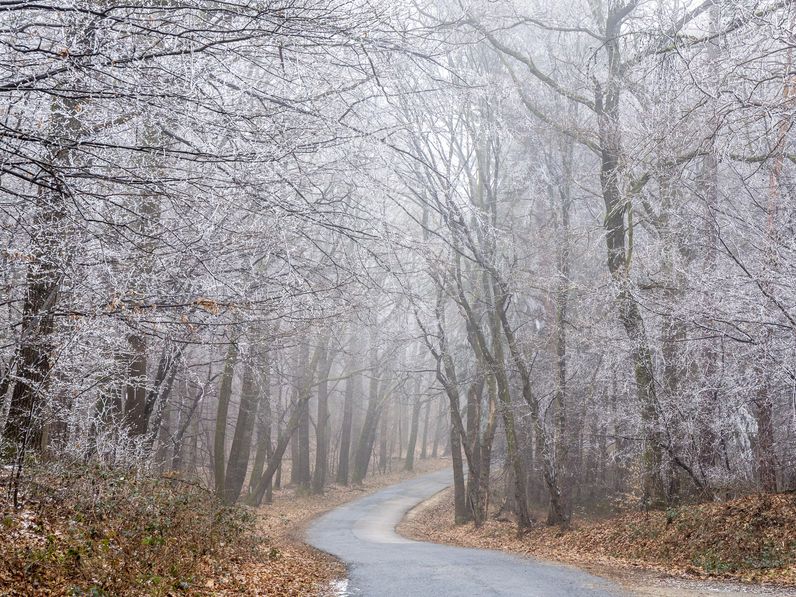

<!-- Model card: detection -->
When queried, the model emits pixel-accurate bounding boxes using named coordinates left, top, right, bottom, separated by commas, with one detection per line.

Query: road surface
left=306, top=469, right=626, bottom=596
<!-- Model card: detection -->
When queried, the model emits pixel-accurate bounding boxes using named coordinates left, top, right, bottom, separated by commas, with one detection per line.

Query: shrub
left=0, top=460, right=258, bottom=596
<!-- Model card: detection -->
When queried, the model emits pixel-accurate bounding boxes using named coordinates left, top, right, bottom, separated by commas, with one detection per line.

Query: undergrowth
left=0, top=461, right=258, bottom=596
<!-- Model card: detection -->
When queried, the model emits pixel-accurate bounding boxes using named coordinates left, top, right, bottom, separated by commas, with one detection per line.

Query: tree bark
left=336, top=365, right=355, bottom=485
left=465, top=380, right=483, bottom=523
left=450, top=420, right=468, bottom=524
left=249, top=351, right=272, bottom=502
left=352, top=365, right=381, bottom=484
left=124, top=335, right=149, bottom=437
left=213, top=340, right=238, bottom=497
left=248, top=343, right=321, bottom=506
left=404, top=396, right=421, bottom=471
left=3, top=78, right=83, bottom=455
left=223, top=345, right=262, bottom=504
left=597, top=7, right=667, bottom=507
left=297, top=397, right=311, bottom=490
left=420, top=399, right=431, bottom=460
left=378, top=395, right=389, bottom=474
left=312, top=336, right=333, bottom=494
left=431, top=400, right=443, bottom=458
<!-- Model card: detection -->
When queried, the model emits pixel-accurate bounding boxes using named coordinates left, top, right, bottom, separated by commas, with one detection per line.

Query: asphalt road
left=306, top=469, right=626, bottom=596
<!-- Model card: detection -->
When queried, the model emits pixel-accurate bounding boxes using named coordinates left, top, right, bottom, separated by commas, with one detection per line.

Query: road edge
left=396, top=486, right=796, bottom=597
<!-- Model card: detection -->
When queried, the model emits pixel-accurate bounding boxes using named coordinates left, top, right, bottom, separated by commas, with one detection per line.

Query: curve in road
left=307, top=469, right=627, bottom=596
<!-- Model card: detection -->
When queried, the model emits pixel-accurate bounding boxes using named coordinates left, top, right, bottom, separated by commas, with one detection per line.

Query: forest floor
left=399, top=488, right=796, bottom=596
left=0, top=458, right=446, bottom=596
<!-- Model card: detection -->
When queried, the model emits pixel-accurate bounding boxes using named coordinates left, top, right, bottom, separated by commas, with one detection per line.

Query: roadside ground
left=219, top=458, right=449, bottom=596
left=398, top=488, right=796, bottom=597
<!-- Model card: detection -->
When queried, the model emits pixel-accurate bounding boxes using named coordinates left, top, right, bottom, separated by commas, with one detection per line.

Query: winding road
left=307, top=469, right=626, bottom=596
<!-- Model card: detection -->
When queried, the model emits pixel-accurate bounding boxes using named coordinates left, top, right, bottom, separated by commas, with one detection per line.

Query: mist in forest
left=1, top=0, right=794, bottom=541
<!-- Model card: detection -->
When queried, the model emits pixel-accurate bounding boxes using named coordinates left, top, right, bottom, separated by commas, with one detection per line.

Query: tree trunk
left=213, top=340, right=238, bottom=497
left=352, top=366, right=380, bottom=484
left=3, top=87, right=83, bottom=455
left=172, top=366, right=215, bottom=472
left=597, top=10, right=666, bottom=507
left=404, top=397, right=421, bottom=471
left=476, top=380, right=498, bottom=527
left=169, top=380, right=189, bottom=472
left=452, top=260, right=533, bottom=529
left=378, top=396, right=389, bottom=474
left=549, top=134, right=573, bottom=524
left=297, top=398, right=311, bottom=489
left=397, top=399, right=403, bottom=464
left=248, top=343, right=321, bottom=506
left=297, top=341, right=313, bottom=490
left=465, top=380, right=483, bottom=522
left=124, top=334, right=149, bottom=437
left=249, top=351, right=272, bottom=502
left=755, top=388, right=777, bottom=492
left=450, top=422, right=468, bottom=524
left=223, top=346, right=262, bottom=504
left=432, top=400, right=443, bottom=458
left=143, top=348, right=180, bottom=455
left=155, top=396, right=172, bottom=471
left=336, top=366, right=355, bottom=485
left=312, top=336, right=333, bottom=494
left=290, top=424, right=300, bottom=485
left=420, top=400, right=430, bottom=460
left=290, top=341, right=309, bottom=486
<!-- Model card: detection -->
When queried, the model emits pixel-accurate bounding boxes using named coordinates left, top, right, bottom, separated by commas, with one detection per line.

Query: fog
left=1, top=0, right=794, bottom=527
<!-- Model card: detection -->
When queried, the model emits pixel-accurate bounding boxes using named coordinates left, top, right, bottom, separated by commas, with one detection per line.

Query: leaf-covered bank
left=400, top=488, right=796, bottom=589
left=0, top=458, right=447, bottom=596
left=0, top=462, right=256, bottom=596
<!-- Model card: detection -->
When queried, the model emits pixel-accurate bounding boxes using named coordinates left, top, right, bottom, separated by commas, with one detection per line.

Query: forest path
left=306, top=469, right=625, bottom=596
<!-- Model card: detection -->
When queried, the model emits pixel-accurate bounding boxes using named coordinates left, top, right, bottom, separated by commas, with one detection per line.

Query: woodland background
left=1, top=0, right=795, bottom=575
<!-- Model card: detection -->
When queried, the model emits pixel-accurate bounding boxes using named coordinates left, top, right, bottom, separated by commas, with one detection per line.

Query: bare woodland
left=1, top=0, right=796, bottom=538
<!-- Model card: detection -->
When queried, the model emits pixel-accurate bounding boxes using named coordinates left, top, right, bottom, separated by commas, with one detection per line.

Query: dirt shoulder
left=222, top=458, right=449, bottom=596
left=398, top=488, right=796, bottom=597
